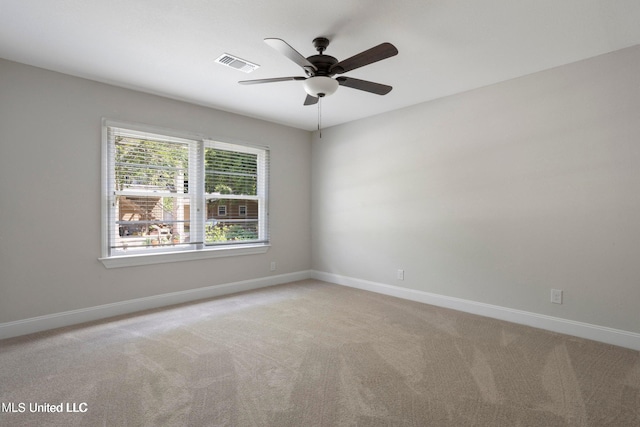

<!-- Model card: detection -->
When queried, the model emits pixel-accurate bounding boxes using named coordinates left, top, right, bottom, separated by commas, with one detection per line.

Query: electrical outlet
left=397, top=269, right=404, bottom=280
left=551, top=289, right=563, bottom=304
left=270, top=261, right=276, bottom=272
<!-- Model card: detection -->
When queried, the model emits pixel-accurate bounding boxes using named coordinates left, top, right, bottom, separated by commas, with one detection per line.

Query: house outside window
left=101, top=120, right=269, bottom=267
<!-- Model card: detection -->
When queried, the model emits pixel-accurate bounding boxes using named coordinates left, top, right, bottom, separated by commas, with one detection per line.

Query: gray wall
left=0, top=59, right=312, bottom=323
left=3, top=44, right=640, bottom=337
left=311, top=45, right=640, bottom=334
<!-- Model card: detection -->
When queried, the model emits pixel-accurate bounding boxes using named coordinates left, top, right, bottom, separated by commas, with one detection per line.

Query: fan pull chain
left=318, top=95, right=322, bottom=138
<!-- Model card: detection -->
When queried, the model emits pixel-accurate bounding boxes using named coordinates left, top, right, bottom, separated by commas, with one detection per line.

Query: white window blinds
left=103, top=122, right=268, bottom=261
left=204, top=140, right=269, bottom=246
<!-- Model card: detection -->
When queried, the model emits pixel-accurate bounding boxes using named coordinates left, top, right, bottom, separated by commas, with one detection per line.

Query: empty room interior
left=1, top=1, right=639, bottom=425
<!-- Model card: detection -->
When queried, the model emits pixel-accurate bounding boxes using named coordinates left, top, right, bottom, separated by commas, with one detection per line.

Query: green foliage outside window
left=205, top=223, right=258, bottom=243
left=115, top=137, right=188, bottom=191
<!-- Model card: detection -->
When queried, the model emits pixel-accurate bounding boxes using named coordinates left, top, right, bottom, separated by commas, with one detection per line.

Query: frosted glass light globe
left=303, top=76, right=339, bottom=97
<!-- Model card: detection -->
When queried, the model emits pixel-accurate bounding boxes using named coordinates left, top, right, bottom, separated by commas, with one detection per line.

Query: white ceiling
left=2, top=0, right=640, bottom=131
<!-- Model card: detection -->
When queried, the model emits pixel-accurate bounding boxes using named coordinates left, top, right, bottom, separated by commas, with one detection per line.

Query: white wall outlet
left=270, top=261, right=276, bottom=272
left=397, top=269, right=404, bottom=280
left=551, top=289, right=563, bottom=304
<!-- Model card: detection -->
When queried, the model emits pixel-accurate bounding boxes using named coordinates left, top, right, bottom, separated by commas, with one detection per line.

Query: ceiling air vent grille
left=215, top=53, right=259, bottom=73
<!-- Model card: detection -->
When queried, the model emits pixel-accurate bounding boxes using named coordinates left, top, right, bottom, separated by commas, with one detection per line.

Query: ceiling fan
left=239, top=37, right=399, bottom=106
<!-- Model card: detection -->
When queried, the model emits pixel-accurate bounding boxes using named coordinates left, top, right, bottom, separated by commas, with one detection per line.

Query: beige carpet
left=1, top=280, right=638, bottom=426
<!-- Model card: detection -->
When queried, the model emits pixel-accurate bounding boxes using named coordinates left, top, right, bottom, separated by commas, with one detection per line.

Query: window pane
left=205, top=148, right=257, bottom=196
left=205, top=198, right=259, bottom=244
left=115, top=137, right=189, bottom=192
left=113, top=195, right=191, bottom=251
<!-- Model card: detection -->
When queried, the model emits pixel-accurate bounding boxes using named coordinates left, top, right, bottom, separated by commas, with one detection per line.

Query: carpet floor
left=1, top=280, right=638, bottom=426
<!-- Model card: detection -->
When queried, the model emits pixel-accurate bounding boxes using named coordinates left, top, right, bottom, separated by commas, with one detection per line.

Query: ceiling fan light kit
left=303, top=76, right=339, bottom=97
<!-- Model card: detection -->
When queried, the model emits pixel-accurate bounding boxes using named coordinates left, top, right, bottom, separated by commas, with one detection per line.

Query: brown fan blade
left=239, top=76, right=306, bottom=85
left=304, top=94, right=319, bottom=106
left=330, top=42, right=398, bottom=75
left=336, top=77, right=392, bottom=95
left=264, top=38, right=317, bottom=75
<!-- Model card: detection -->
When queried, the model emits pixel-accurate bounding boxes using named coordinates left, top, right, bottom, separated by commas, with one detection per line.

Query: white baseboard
left=312, top=270, right=640, bottom=351
left=0, top=270, right=313, bottom=340
left=4, top=269, right=638, bottom=351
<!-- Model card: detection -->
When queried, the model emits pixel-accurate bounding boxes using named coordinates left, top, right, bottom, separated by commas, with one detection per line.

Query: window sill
left=99, top=244, right=270, bottom=269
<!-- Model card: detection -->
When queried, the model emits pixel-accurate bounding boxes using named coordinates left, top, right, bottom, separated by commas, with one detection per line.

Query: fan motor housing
left=307, top=55, right=338, bottom=76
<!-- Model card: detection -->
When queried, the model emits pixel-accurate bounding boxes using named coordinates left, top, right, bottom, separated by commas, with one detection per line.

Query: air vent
left=215, top=53, right=259, bottom=73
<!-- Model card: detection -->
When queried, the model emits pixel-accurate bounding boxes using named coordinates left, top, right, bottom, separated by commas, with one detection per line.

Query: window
left=101, top=121, right=269, bottom=267
left=239, top=205, right=247, bottom=216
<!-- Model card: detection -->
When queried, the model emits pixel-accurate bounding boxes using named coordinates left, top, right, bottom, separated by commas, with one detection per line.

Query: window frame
left=100, top=119, right=269, bottom=268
